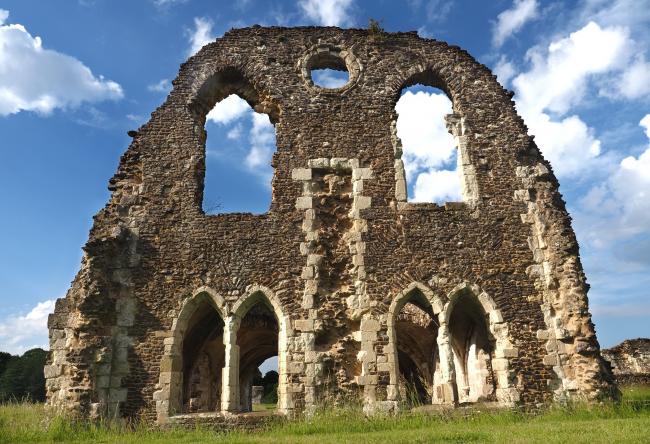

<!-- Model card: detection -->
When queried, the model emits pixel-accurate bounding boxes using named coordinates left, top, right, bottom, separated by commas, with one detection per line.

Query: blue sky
left=0, top=0, right=649, bottom=355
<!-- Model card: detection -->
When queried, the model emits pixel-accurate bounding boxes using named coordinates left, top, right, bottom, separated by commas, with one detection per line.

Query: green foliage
left=368, top=18, right=384, bottom=36
left=0, top=348, right=47, bottom=403
left=0, top=353, right=11, bottom=376
left=260, top=370, right=278, bottom=404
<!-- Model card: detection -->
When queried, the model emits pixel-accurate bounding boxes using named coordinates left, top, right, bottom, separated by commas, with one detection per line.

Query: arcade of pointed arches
left=154, top=281, right=517, bottom=422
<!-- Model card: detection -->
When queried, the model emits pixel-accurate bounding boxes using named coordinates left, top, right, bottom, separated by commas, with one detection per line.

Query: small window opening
left=311, top=69, right=349, bottom=88
left=203, top=94, right=276, bottom=214
left=395, top=85, right=462, bottom=204
left=307, top=51, right=350, bottom=89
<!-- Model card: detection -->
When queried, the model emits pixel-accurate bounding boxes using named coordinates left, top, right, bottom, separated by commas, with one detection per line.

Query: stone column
left=221, top=315, right=240, bottom=413
left=434, top=322, right=457, bottom=404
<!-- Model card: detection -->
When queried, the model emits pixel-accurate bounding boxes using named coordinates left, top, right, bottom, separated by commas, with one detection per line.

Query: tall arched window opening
left=394, top=84, right=462, bottom=204
left=202, top=93, right=277, bottom=214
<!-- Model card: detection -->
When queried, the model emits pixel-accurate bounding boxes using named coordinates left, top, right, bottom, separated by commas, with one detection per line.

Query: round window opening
left=304, top=48, right=357, bottom=90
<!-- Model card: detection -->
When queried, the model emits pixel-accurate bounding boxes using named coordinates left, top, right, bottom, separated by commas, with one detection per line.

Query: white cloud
left=525, top=113, right=603, bottom=177
left=578, top=115, right=650, bottom=248
left=510, top=22, right=637, bottom=177
left=207, top=94, right=250, bottom=124
left=205, top=95, right=275, bottom=182
left=395, top=89, right=461, bottom=203
left=227, top=123, right=243, bottom=140
left=618, top=56, right=650, bottom=99
left=0, top=300, right=54, bottom=355
left=493, top=55, right=516, bottom=86
left=492, top=0, right=538, bottom=48
left=0, top=10, right=123, bottom=116
left=187, top=16, right=215, bottom=56
left=299, top=0, right=354, bottom=27
left=578, top=0, right=650, bottom=34
left=424, top=0, right=454, bottom=24
left=395, top=90, right=456, bottom=179
left=311, top=69, right=349, bottom=88
left=245, top=112, right=275, bottom=174
left=148, top=78, right=171, bottom=93
left=413, top=168, right=462, bottom=203
left=152, top=0, right=188, bottom=9
left=514, top=22, right=630, bottom=116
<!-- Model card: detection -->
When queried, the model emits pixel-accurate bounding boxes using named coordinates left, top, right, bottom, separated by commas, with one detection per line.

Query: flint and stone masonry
left=46, top=26, right=617, bottom=423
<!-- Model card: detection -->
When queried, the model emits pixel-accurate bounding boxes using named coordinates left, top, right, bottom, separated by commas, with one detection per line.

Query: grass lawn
left=252, top=403, right=277, bottom=412
left=1, top=387, right=649, bottom=443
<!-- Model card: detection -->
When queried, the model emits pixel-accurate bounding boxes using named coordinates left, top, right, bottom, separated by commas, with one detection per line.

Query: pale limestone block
left=330, top=158, right=349, bottom=169
left=301, top=266, right=315, bottom=279
left=354, top=195, right=372, bottom=210
left=353, top=168, right=373, bottom=180
left=308, top=158, right=329, bottom=168
left=294, top=319, right=314, bottom=331
left=491, top=358, right=510, bottom=372
left=292, top=168, right=312, bottom=181
left=296, top=196, right=313, bottom=209
left=543, top=354, right=559, bottom=366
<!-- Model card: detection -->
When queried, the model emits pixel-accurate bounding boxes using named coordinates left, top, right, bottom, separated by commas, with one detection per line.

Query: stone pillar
left=434, top=322, right=457, bottom=404
left=221, top=315, right=240, bottom=413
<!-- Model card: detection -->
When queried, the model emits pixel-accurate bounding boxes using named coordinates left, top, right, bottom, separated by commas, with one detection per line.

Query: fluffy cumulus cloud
left=148, top=78, right=171, bottom=93
left=0, top=300, right=54, bottom=355
left=492, top=0, right=538, bottom=48
left=187, top=16, right=215, bottom=56
left=299, top=0, right=354, bottom=27
left=493, top=55, right=516, bottom=86
left=245, top=112, right=275, bottom=175
left=207, top=94, right=251, bottom=124
left=206, top=95, right=275, bottom=182
left=0, top=10, right=123, bottom=116
left=579, top=115, right=650, bottom=249
left=510, top=22, right=639, bottom=177
left=514, top=22, right=631, bottom=116
left=395, top=89, right=461, bottom=203
left=618, top=56, right=650, bottom=99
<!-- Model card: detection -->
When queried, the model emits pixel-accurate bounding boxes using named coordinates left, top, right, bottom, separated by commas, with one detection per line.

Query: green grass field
left=1, top=386, right=649, bottom=444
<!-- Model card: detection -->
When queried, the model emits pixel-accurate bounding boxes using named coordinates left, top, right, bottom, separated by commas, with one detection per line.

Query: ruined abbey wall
left=46, top=27, right=616, bottom=423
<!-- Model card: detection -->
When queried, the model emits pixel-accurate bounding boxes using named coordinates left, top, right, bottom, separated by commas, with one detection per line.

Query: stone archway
left=442, top=283, right=519, bottom=405
left=154, top=287, right=226, bottom=423
left=386, top=282, right=451, bottom=407
left=222, top=285, right=292, bottom=414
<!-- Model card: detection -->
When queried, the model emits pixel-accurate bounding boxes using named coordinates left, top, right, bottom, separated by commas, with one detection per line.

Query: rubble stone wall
left=602, top=339, right=650, bottom=386
left=46, top=26, right=616, bottom=423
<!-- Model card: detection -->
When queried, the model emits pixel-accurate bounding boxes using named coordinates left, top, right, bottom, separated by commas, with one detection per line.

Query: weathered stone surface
left=602, top=339, right=650, bottom=386
left=46, top=26, right=616, bottom=424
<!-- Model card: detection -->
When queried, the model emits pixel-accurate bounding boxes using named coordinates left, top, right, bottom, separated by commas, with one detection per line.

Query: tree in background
left=0, top=348, right=47, bottom=403
left=261, top=370, right=278, bottom=404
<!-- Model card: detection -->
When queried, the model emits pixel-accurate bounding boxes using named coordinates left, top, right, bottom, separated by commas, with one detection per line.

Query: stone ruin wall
left=45, top=26, right=617, bottom=423
left=602, top=339, right=650, bottom=386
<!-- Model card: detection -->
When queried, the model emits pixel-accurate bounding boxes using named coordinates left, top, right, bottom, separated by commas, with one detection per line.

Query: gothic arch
left=154, top=287, right=226, bottom=423
left=222, top=285, right=292, bottom=413
left=442, top=283, right=518, bottom=405
left=386, top=282, right=445, bottom=406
